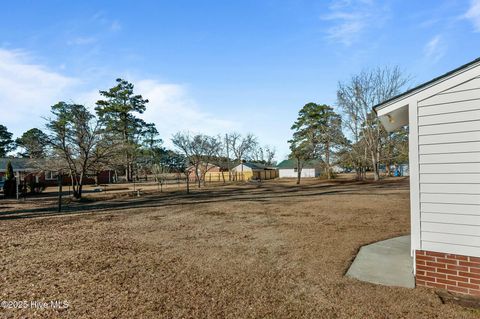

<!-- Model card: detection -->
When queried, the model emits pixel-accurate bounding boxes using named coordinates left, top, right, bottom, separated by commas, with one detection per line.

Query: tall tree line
left=1, top=77, right=276, bottom=198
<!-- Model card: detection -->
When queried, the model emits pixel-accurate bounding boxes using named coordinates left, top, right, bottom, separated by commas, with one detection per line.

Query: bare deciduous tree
left=337, top=66, right=409, bottom=181
left=171, top=132, right=221, bottom=187
left=229, top=132, right=258, bottom=173
left=46, top=102, right=104, bottom=199
left=252, top=145, right=276, bottom=166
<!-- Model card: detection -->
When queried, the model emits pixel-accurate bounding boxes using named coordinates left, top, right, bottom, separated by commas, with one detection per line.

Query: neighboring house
left=0, top=158, right=36, bottom=177
left=231, top=162, right=267, bottom=173
left=0, top=158, right=113, bottom=186
left=187, top=163, right=225, bottom=181
left=276, top=159, right=323, bottom=178
left=374, top=57, right=480, bottom=297
left=231, top=162, right=278, bottom=180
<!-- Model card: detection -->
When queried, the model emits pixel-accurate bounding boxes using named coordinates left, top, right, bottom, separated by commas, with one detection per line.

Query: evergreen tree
left=290, top=103, right=345, bottom=179
left=288, top=139, right=314, bottom=185
left=0, top=124, right=14, bottom=157
left=95, top=78, right=149, bottom=182
left=15, top=128, right=49, bottom=158
left=5, top=160, right=14, bottom=181
left=4, top=160, right=16, bottom=197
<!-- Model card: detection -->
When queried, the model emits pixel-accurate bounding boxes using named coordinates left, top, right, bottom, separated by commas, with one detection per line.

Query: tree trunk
left=186, top=173, right=190, bottom=194
left=355, top=164, right=362, bottom=180
left=75, top=184, right=83, bottom=199
left=296, top=158, right=302, bottom=185
left=125, top=154, right=130, bottom=182
left=194, top=166, right=201, bottom=188
left=371, top=150, right=380, bottom=181
left=72, top=173, right=84, bottom=199
left=325, top=142, right=331, bottom=179
left=372, top=154, right=380, bottom=181
left=69, top=172, right=76, bottom=197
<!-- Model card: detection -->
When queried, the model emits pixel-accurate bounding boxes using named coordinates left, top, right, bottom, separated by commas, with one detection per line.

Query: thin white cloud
left=323, top=0, right=388, bottom=46
left=0, top=49, right=77, bottom=133
left=0, top=48, right=238, bottom=147
left=465, top=0, right=480, bottom=32
left=135, top=80, right=238, bottom=147
left=110, top=21, right=122, bottom=32
left=91, top=11, right=122, bottom=32
left=423, top=35, right=446, bottom=63
left=67, top=36, right=97, bottom=46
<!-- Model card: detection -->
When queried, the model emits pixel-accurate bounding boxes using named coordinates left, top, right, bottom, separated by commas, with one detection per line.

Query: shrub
left=3, top=179, right=16, bottom=197
left=5, top=160, right=14, bottom=181
left=27, top=181, right=46, bottom=194
left=3, top=160, right=16, bottom=197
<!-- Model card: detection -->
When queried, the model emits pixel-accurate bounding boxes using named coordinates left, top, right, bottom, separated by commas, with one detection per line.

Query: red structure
left=0, top=158, right=114, bottom=187
left=416, top=250, right=480, bottom=296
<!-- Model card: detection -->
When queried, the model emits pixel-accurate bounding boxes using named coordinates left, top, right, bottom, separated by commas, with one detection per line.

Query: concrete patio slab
left=346, top=235, right=415, bottom=288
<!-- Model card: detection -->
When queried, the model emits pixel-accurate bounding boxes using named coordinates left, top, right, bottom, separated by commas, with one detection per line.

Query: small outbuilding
left=231, top=162, right=278, bottom=180
left=374, top=57, right=480, bottom=296
left=276, top=159, right=323, bottom=178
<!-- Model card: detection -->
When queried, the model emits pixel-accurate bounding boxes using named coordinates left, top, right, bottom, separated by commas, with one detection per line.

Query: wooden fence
left=203, top=170, right=278, bottom=182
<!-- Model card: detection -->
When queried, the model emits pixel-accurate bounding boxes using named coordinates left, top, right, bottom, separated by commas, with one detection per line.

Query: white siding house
left=279, top=168, right=320, bottom=178
left=374, top=57, right=480, bottom=296
left=276, top=159, right=322, bottom=178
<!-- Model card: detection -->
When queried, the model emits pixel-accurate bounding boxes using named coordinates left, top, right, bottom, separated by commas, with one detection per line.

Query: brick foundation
left=415, top=250, right=480, bottom=296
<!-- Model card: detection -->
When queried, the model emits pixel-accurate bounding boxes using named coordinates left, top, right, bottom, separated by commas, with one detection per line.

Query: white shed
left=276, top=159, right=322, bottom=178
left=374, top=57, right=480, bottom=296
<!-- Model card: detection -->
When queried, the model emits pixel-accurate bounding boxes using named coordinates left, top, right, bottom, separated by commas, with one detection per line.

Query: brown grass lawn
left=0, top=178, right=478, bottom=318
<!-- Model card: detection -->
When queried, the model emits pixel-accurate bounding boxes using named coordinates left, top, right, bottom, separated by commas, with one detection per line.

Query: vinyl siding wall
left=278, top=168, right=319, bottom=178
left=418, top=76, right=480, bottom=258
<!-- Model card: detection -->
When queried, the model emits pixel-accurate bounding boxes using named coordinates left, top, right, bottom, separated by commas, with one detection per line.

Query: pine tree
left=290, top=103, right=345, bottom=180
left=15, top=128, right=49, bottom=158
left=95, top=78, right=149, bottom=182
left=0, top=124, right=14, bottom=157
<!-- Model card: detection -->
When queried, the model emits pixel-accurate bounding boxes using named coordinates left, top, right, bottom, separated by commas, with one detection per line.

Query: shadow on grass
left=0, top=178, right=409, bottom=220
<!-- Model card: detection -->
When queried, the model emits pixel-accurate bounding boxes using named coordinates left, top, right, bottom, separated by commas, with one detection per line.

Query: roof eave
left=373, top=57, right=480, bottom=113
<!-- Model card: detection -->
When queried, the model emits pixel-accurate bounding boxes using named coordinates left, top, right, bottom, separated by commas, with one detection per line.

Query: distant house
left=231, top=162, right=266, bottom=173
left=0, top=158, right=113, bottom=186
left=0, top=158, right=36, bottom=176
left=231, top=162, right=278, bottom=180
left=276, top=159, right=323, bottom=178
left=187, top=163, right=226, bottom=181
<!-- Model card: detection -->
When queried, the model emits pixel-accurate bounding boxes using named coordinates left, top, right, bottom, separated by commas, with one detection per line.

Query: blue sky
left=1, top=0, right=480, bottom=159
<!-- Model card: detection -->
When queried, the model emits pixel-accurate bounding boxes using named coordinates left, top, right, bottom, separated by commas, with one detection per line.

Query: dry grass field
left=0, top=178, right=478, bottom=318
